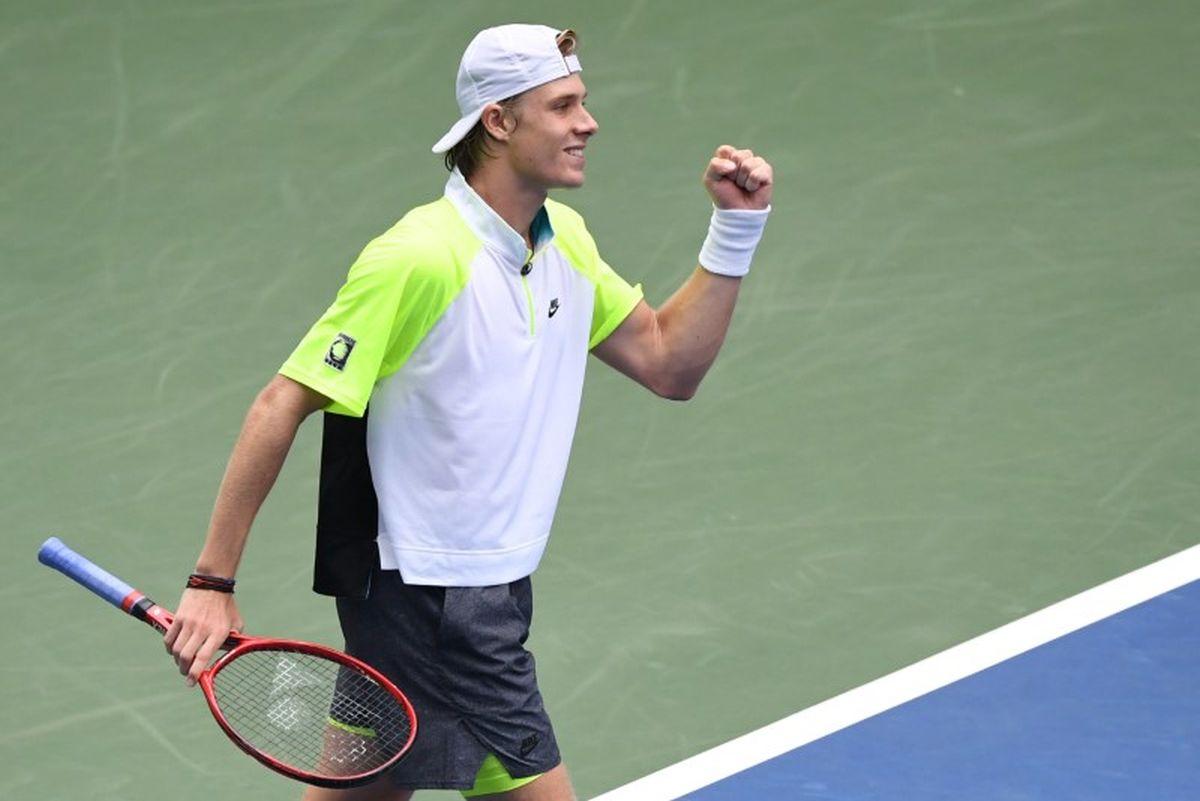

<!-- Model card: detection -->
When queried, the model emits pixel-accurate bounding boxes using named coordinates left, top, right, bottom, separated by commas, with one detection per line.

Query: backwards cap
left=431, top=24, right=582, bottom=154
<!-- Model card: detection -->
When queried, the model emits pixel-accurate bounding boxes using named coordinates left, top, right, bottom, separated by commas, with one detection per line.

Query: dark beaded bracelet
left=187, top=572, right=236, bottom=593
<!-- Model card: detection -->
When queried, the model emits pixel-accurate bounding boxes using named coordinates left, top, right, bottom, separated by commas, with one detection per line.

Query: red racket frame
left=131, top=600, right=417, bottom=788
left=200, top=637, right=417, bottom=788
left=36, top=534, right=418, bottom=791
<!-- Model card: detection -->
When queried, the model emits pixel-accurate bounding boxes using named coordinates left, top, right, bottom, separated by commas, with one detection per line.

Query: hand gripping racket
left=38, top=537, right=417, bottom=788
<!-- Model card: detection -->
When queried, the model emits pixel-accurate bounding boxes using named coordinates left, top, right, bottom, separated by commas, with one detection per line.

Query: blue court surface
left=596, top=547, right=1199, bottom=801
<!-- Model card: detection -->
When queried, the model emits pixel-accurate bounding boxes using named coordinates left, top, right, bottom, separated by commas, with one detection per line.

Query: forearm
left=193, top=376, right=320, bottom=577
left=652, top=267, right=742, bottom=398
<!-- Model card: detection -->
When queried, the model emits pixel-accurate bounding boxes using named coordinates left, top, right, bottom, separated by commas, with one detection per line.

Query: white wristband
left=698, top=205, right=772, bottom=277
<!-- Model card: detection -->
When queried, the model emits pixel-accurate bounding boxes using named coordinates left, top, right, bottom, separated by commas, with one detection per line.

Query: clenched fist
left=703, top=145, right=773, bottom=210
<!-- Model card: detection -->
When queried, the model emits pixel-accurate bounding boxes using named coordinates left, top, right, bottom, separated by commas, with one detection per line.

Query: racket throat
left=131, top=598, right=174, bottom=635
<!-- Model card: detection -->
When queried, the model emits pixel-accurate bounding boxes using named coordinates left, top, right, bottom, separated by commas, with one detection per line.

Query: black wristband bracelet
left=187, top=572, right=236, bottom=593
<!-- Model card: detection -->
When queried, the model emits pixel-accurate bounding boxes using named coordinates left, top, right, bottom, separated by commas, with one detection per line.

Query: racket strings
left=211, top=649, right=412, bottom=778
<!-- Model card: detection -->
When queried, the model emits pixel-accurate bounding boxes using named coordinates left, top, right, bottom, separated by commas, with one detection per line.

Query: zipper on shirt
left=520, top=258, right=535, bottom=335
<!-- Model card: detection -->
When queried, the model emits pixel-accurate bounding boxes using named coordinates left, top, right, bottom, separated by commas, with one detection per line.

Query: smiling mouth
left=565, top=147, right=586, bottom=159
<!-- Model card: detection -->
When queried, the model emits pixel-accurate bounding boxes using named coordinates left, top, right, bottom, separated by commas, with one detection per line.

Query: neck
left=466, top=163, right=547, bottom=249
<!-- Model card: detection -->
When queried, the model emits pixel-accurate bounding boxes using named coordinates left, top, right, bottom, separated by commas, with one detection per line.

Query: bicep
left=590, top=300, right=665, bottom=392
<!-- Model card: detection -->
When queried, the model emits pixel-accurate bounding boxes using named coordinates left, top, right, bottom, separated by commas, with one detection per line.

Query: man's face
left=503, top=74, right=598, bottom=190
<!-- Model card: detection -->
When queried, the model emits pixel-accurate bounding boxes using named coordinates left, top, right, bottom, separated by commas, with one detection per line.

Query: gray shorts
left=335, top=569, right=561, bottom=791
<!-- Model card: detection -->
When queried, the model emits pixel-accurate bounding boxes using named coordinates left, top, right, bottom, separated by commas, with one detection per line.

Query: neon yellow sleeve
left=279, top=201, right=475, bottom=417
left=587, top=252, right=644, bottom=349
left=546, top=199, right=644, bottom=348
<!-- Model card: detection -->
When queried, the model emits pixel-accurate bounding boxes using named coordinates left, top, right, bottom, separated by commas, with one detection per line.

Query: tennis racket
left=37, top=536, right=417, bottom=788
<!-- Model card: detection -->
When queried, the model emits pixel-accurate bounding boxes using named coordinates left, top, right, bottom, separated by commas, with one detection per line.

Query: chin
left=555, top=163, right=587, bottom=188
left=525, top=161, right=586, bottom=191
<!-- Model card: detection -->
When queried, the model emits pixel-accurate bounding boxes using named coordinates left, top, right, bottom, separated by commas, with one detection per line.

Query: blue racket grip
left=38, top=537, right=138, bottom=611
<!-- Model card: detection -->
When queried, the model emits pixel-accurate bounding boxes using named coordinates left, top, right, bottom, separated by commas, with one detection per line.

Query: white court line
left=592, top=544, right=1200, bottom=801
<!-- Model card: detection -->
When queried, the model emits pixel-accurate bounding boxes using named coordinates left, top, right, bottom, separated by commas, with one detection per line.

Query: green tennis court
left=4, top=2, right=1197, bottom=799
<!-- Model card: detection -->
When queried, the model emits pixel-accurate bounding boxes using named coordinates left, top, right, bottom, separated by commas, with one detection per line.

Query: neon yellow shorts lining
left=325, top=716, right=377, bottom=738
left=461, top=753, right=540, bottom=798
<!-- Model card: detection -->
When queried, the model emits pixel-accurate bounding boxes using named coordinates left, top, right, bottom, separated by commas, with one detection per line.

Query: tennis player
left=165, top=24, right=772, bottom=801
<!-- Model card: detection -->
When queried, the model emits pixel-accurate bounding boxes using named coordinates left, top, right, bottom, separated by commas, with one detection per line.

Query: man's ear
left=480, top=103, right=516, bottom=142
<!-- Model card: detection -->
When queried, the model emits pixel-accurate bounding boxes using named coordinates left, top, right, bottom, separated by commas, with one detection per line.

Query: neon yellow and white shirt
left=280, top=169, right=643, bottom=586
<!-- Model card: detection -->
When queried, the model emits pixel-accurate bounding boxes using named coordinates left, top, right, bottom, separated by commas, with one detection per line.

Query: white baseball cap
left=431, top=24, right=582, bottom=154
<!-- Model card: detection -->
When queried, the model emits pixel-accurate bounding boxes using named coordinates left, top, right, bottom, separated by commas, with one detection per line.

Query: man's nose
left=578, top=107, right=598, bottom=136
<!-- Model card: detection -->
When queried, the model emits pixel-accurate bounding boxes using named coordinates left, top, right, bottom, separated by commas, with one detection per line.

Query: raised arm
left=164, top=373, right=329, bottom=685
left=592, top=145, right=773, bottom=399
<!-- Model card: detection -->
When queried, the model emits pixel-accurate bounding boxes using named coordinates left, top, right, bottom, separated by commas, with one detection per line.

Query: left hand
left=703, top=145, right=773, bottom=210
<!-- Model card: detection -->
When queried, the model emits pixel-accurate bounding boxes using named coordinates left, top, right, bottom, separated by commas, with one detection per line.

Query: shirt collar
left=444, top=168, right=555, bottom=270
